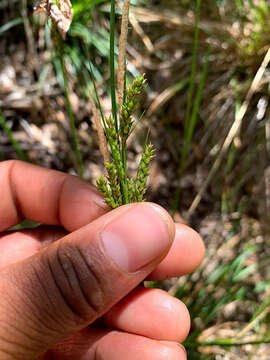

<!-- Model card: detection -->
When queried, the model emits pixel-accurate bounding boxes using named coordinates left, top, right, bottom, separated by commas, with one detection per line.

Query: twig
left=109, top=0, right=118, bottom=133
left=236, top=305, right=270, bottom=339
left=188, top=47, right=270, bottom=217
left=146, top=79, right=188, bottom=118
left=21, top=0, right=38, bottom=75
left=129, top=13, right=154, bottom=53
left=117, top=0, right=131, bottom=111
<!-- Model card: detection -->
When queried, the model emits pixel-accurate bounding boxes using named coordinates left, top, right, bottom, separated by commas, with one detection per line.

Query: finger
left=50, top=328, right=187, bottom=360
left=104, top=287, right=190, bottom=342
left=0, top=227, right=66, bottom=268
left=0, top=203, right=174, bottom=360
left=0, top=223, right=204, bottom=279
left=0, top=160, right=108, bottom=232
left=148, top=223, right=205, bottom=280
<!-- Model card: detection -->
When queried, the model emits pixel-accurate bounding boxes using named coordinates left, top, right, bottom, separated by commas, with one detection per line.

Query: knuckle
left=48, top=241, right=107, bottom=322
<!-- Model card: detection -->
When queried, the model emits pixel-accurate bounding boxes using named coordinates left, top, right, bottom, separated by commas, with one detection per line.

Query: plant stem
left=84, top=43, right=107, bottom=129
left=172, top=0, right=201, bottom=215
left=89, top=94, right=110, bottom=164
left=184, top=338, right=270, bottom=348
left=56, top=32, right=84, bottom=177
left=117, top=0, right=131, bottom=110
left=118, top=0, right=130, bottom=183
left=109, top=0, right=130, bottom=204
left=121, top=140, right=128, bottom=203
left=109, top=0, right=118, bottom=134
left=173, top=50, right=208, bottom=213
left=184, top=0, right=201, bottom=132
left=121, top=141, right=127, bottom=172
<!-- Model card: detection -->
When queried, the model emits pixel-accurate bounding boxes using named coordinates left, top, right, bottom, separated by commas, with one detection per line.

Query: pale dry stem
left=129, top=13, right=154, bottom=53
left=188, top=47, right=270, bottom=217
left=117, top=0, right=131, bottom=111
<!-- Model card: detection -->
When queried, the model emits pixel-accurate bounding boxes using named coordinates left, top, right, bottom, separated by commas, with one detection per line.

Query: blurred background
left=0, top=0, right=270, bottom=358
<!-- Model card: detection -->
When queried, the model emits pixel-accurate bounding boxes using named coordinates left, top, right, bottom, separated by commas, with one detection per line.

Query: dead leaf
left=34, top=0, right=73, bottom=40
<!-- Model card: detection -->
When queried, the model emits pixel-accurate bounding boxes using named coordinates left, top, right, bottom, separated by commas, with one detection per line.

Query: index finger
left=0, top=160, right=109, bottom=232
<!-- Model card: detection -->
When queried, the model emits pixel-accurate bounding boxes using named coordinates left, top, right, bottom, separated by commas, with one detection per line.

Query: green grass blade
left=183, top=0, right=201, bottom=131
left=54, top=29, right=84, bottom=177
left=172, top=0, right=202, bottom=214
left=0, top=18, right=23, bottom=35
left=185, top=338, right=270, bottom=349
left=83, top=43, right=106, bottom=128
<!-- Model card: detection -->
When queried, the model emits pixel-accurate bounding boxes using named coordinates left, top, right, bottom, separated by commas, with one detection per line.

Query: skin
left=0, top=160, right=205, bottom=360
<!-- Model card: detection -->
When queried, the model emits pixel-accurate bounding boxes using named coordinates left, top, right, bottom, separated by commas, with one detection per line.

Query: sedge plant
left=93, top=0, right=155, bottom=208
left=35, top=0, right=154, bottom=206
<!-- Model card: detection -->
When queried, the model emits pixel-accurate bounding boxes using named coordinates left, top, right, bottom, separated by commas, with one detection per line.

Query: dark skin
left=0, top=160, right=205, bottom=360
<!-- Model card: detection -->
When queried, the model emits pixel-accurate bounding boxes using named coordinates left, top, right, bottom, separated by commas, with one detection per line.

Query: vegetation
left=1, top=0, right=270, bottom=358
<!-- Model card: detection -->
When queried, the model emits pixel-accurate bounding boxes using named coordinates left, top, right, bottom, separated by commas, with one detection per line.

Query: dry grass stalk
left=146, top=81, right=187, bottom=117
left=129, top=13, right=154, bottom=53
left=89, top=94, right=110, bottom=164
left=236, top=306, right=270, bottom=339
left=117, top=0, right=130, bottom=111
left=22, top=0, right=38, bottom=74
left=188, top=47, right=270, bottom=217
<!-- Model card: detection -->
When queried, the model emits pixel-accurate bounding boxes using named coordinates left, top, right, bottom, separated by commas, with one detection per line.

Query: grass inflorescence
left=96, top=75, right=155, bottom=208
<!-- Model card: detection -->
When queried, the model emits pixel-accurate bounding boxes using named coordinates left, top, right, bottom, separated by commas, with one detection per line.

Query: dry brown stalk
left=236, top=306, right=270, bottom=340
left=129, top=13, right=154, bottom=53
left=188, top=47, right=270, bottom=217
left=117, top=0, right=131, bottom=111
left=89, top=94, right=110, bottom=164
left=22, top=0, right=38, bottom=75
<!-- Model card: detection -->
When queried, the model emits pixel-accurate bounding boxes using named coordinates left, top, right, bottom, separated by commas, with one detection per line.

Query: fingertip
left=148, top=223, right=205, bottom=280
left=159, top=341, right=187, bottom=360
left=96, top=332, right=187, bottom=360
left=175, top=224, right=205, bottom=272
left=144, top=202, right=176, bottom=245
left=104, top=287, right=190, bottom=342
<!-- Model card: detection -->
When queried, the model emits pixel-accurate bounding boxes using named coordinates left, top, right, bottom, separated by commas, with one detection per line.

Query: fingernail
left=102, top=204, right=172, bottom=273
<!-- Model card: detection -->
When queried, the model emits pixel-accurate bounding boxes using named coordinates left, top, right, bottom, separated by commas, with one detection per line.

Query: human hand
left=0, top=160, right=205, bottom=360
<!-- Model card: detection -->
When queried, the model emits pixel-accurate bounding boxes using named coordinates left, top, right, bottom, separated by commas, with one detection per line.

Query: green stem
left=0, top=110, right=28, bottom=161
left=110, top=0, right=118, bottom=134
left=56, top=33, right=84, bottom=177
left=84, top=43, right=107, bottom=129
left=172, top=0, right=201, bottom=215
left=109, top=0, right=130, bottom=204
left=121, top=140, right=128, bottom=203
left=121, top=180, right=129, bottom=204
left=184, top=338, right=270, bottom=349
left=121, top=141, right=127, bottom=172
left=89, top=64, right=106, bottom=129
left=184, top=0, right=201, bottom=132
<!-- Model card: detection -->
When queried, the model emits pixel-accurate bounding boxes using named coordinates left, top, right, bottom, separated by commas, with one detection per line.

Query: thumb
left=0, top=203, right=174, bottom=360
